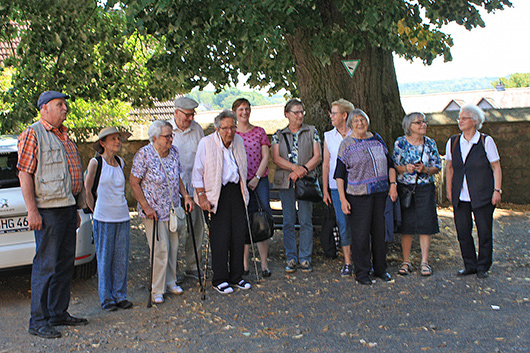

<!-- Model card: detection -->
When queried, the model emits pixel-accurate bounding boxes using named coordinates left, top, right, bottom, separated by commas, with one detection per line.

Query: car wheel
left=74, top=257, right=97, bottom=279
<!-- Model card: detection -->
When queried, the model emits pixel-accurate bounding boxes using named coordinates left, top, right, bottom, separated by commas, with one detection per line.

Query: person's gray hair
left=460, top=104, right=485, bottom=130
left=148, top=120, right=172, bottom=142
left=213, top=109, right=238, bottom=129
left=284, top=99, right=304, bottom=114
left=331, top=98, right=355, bottom=115
left=346, top=109, right=370, bottom=129
left=402, top=112, right=425, bottom=135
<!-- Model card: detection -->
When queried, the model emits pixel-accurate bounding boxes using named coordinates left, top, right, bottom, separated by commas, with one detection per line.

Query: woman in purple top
left=233, top=98, right=273, bottom=278
left=335, top=109, right=398, bottom=285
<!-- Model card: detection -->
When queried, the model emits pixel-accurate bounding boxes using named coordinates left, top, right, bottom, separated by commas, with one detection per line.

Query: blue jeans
left=93, top=219, right=130, bottom=307
left=279, top=187, right=313, bottom=263
left=248, top=177, right=273, bottom=217
left=330, top=189, right=352, bottom=247
left=30, top=206, right=77, bottom=329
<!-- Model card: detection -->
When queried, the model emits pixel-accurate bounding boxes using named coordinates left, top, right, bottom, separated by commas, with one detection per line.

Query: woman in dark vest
left=445, top=105, right=502, bottom=279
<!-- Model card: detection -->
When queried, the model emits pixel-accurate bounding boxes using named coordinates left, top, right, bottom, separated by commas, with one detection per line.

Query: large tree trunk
left=286, top=31, right=404, bottom=148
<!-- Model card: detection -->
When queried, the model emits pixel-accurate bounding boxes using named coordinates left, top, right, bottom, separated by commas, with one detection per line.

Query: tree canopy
left=493, top=73, right=530, bottom=89
left=1, top=0, right=512, bottom=142
left=124, top=0, right=512, bottom=141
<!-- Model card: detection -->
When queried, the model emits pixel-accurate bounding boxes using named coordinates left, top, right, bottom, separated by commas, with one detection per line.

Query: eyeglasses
left=218, top=126, right=236, bottom=132
left=177, top=109, right=196, bottom=118
left=329, top=111, right=342, bottom=117
left=411, top=120, right=427, bottom=125
left=351, top=119, right=366, bottom=125
left=457, top=116, right=473, bottom=122
left=289, top=110, right=305, bottom=116
left=159, top=134, right=173, bottom=140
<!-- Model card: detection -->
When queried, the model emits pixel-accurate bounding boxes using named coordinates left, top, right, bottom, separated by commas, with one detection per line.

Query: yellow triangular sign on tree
left=342, top=60, right=360, bottom=78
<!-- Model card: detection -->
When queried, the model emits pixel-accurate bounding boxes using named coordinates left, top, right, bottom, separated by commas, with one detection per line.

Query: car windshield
left=0, top=152, right=19, bottom=188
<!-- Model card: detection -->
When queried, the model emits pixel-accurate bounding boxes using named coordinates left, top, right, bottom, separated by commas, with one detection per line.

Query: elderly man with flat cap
left=18, top=91, right=88, bottom=339
left=167, top=96, right=205, bottom=282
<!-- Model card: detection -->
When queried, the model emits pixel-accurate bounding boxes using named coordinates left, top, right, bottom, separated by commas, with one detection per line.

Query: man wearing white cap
left=18, top=91, right=88, bottom=338
left=168, top=96, right=205, bottom=282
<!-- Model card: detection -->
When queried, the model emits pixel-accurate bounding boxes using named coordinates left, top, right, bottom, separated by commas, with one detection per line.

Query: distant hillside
left=399, top=77, right=499, bottom=96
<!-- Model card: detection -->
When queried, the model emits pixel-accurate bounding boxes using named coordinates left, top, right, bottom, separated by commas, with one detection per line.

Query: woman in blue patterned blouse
left=393, top=112, right=441, bottom=277
left=334, top=109, right=398, bottom=285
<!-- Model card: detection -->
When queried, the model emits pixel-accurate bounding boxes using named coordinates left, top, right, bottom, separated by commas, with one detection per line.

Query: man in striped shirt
left=18, top=91, right=88, bottom=339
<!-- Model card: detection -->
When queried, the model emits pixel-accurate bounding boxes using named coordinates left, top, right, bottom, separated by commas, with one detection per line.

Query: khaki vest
left=273, top=124, right=318, bottom=189
left=31, top=121, right=76, bottom=208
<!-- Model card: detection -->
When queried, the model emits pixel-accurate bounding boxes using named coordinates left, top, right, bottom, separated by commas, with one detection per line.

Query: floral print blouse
left=392, top=135, right=441, bottom=185
left=131, top=143, right=183, bottom=221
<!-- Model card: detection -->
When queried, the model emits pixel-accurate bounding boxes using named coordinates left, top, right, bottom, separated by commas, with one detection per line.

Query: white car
left=0, top=135, right=96, bottom=278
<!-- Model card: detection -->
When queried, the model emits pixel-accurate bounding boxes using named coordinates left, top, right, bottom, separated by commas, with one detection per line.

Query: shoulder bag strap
left=152, top=143, right=176, bottom=210
left=282, top=132, right=294, bottom=163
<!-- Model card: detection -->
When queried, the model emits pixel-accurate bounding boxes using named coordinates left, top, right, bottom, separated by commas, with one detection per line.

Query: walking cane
left=147, top=219, right=158, bottom=308
left=244, top=204, right=261, bottom=283
left=186, top=209, right=204, bottom=294
left=202, top=211, right=211, bottom=300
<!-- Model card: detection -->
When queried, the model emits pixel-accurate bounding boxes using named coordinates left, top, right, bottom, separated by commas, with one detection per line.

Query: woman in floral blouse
left=130, top=120, right=194, bottom=304
left=393, top=112, right=441, bottom=277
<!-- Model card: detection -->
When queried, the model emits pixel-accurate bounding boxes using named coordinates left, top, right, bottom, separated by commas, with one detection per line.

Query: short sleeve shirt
left=393, top=136, right=442, bottom=185
left=235, top=126, right=270, bottom=180
left=130, top=144, right=183, bottom=221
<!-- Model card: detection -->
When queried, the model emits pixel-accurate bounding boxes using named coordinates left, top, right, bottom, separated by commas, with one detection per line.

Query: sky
left=394, top=0, right=530, bottom=83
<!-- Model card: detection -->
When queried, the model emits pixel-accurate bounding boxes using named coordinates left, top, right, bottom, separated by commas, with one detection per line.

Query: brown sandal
left=398, top=262, right=412, bottom=276
left=421, top=263, right=432, bottom=276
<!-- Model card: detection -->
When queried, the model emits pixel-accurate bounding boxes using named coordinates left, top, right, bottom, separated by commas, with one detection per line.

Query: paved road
left=0, top=207, right=529, bottom=352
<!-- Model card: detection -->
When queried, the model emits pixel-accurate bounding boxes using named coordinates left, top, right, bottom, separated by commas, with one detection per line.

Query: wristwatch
left=494, top=188, right=503, bottom=194
left=255, top=175, right=261, bottom=180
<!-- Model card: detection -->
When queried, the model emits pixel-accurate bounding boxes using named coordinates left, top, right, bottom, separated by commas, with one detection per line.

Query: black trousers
left=209, top=183, right=247, bottom=287
left=347, top=192, right=387, bottom=281
left=453, top=201, right=495, bottom=272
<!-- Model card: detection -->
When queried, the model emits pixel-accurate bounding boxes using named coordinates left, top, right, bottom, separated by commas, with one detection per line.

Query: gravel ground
left=0, top=206, right=529, bottom=352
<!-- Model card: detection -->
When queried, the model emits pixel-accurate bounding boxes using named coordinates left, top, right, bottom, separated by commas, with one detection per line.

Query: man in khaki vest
left=18, top=91, right=88, bottom=339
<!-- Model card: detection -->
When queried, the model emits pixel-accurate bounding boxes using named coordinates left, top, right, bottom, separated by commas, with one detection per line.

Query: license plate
left=0, top=216, right=29, bottom=232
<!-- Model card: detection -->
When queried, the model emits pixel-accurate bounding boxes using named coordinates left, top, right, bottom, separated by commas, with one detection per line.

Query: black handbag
left=282, top=133, right=323, bottom=202
left=249, top=191, right=274, bottom=243
left=320, top=205, right=338, bottom=258
left=398, top=143, right=425, bottom=209
left=295, top=176, right=323, bottom=202
left=398, top=183, right=415, bottom=209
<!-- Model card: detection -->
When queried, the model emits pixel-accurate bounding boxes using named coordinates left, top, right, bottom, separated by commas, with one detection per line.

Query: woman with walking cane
left=192, top=110, right=251, bottom=295
left=130, top=121, right=194, bottom=305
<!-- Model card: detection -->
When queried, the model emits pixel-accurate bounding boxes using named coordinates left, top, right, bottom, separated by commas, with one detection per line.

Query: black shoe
left=262, top=269, right=272, bottom=277
left=457, top=269, right=477, bottom=276
left=116, top=300, right=133, bottom=309
left=29, top=325, right=61, bottom=339
left=477, top=271, right=489, bottom=279
left=176, top=273, right=184, bottom=285
left=357, top=277, right=373, bottom=285
left=102, top=303, right=118, bottom=312
left=376, top=272, right=393, bottom=282
left=49, top=315, right=88, bottom=326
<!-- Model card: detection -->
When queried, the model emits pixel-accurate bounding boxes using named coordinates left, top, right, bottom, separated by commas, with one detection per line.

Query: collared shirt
left=192, top=132, right=240, bottom=188
left=17, top=118, right=83, bottom=195
left=324, top=127, right=351, bottom=189
left=445, top=130, right=500, bottom=202
left=167, top=119, right=204, bottom=193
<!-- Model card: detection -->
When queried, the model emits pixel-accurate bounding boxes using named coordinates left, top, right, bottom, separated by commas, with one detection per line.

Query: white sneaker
left=153, top=295, right=164, bottom=304
left=167, top=285, right=184, bottom=295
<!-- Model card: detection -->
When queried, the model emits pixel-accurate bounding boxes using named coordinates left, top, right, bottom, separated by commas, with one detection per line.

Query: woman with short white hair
left=192, top=110, right=251, bottom=294
left=445, top=105, right=502, bottom=279
left=130, top=120, right=194, bottom=304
